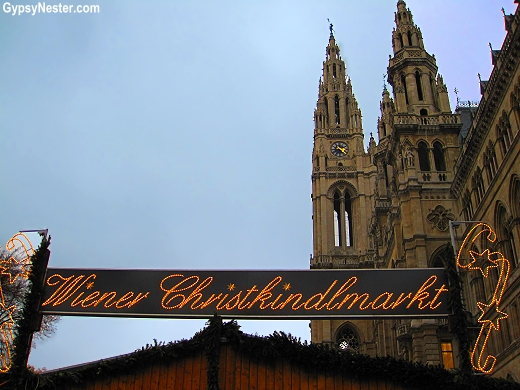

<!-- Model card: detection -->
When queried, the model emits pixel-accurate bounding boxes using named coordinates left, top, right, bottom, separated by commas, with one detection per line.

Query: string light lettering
left=156, top=273, right=447, bottom=313
left=42, top=274, right=150, bottom=309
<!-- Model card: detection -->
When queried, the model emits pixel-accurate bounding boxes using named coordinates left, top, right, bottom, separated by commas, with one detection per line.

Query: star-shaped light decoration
left=468, top=249, right=500, bottom=278
left=227, top=283, right=235, bottom=291
left=0, top=255, right=31, bottom=284
left=477, top=301, right=508, bottom=330
left=86, top=282, right=95, bottom=290
left=283, top=283, right=291, bottom=291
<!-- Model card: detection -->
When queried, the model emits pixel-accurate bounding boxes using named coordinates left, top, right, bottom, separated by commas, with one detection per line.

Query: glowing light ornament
left=0, top=233, right=34, bottom=373
left=456, top=223, right=511, bottom=374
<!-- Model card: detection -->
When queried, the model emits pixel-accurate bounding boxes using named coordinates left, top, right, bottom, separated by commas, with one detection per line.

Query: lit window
left=441, top=341, right=454, bottom=369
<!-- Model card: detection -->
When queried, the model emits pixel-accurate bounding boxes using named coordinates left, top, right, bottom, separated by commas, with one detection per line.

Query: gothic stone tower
left=368, top=0, right=462, bottom=365
left=311, top=1, right=463, bottom=368
left=310, top=29, right=378, bottom=355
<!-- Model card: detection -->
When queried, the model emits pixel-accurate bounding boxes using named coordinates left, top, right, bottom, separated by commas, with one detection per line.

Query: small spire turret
left=392, top=0, right=424, bottom=53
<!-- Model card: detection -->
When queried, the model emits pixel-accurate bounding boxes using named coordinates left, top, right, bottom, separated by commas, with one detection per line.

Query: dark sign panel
left=40, top=268, right=450, bottom=319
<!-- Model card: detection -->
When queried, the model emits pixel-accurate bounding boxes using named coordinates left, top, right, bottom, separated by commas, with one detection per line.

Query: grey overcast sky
left=0, top=0, right=513, bottom=371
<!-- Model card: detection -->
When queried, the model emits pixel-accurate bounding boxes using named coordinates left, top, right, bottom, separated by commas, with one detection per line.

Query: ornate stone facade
left=311, top=0, right=520, bottom=381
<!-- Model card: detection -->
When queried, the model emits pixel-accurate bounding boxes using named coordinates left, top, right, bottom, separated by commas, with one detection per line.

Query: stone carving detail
left=319, top=139, right=326, bottom=155
left=404, top=146, right=415, bottom=168
left=426, top=205, right=455, bottom=232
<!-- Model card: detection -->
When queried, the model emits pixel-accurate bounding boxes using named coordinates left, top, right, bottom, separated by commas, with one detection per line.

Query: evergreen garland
left=443, top=244, right=473, bottom=375
left=14, top=317, right=519, bottom=390
left=203, top=314, right=222, bottom=390
left=5, top=236, right=51, bottom=389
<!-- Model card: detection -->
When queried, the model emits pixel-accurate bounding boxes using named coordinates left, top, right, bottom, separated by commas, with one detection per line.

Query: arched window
left=336, top=325, right=360, bottom=352
left=332, top=188, right=354, bottom=248
left=430, top=74, right=438, bottom=108
left=496, top=204, right=517, bottom=268
left=345, top=192, right=353, bottom=247
left=497, top=125, right=507, bottom=158
left=401, top=74, right=409, bottom=105
left=333, top=191, right=342, bottom=247
left=430, top=252, right=445, bottom=268
left=502, top=112, right=513, bottom=150
left=462, top=189, right=473, bottom=221
left=472, top=169, right=485, bottom=206
left=477, top=168, right=485, bottom=200
left=407, top=30, right=413, bottom=46
left=334, top=95, right=340, bottom=125
left=490, top=144, right=499, bottom=175
left=433, top=142, right=446, bottom=171
left=511, top=176, right=520, bottom=221
left=399, top=34, right=404, bottom=49
left=485, top=141, right=498, bottom=179
left=415, top=71, right=423, bottom=101
left=324, top=98, right=329, bottom=125
left=333, top=63, right=337, bottom=79
left=418, top=141, right=430, bottom=171
left=420, top=108, right=428, bottom=116
left=484, top=150, right=493, bottom=184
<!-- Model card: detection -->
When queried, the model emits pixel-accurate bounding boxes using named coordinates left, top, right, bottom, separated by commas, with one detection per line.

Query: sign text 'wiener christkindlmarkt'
left=40, top=268, right=449, bottom=318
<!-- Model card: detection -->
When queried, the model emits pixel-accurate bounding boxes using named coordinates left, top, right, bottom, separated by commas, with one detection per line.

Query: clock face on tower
left=331, top=141, right=349, bottom=157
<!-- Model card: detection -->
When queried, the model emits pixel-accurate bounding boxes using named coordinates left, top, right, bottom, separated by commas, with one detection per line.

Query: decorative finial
left=327, top=18, right=334, bottom=35
left=454, top=87, right=460, bottom=105
left=488, top=42, right=493, bottom=51
left=502, top=7, right=506, bottom=17
left=382, top=73, right=388, bottom=90
left=478, top=73, right=482, bottom=82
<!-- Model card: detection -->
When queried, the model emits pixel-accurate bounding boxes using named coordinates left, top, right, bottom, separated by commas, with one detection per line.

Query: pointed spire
left=392, top=0, right=425, bottom=53
left=314, top=28, right=364, bottom=137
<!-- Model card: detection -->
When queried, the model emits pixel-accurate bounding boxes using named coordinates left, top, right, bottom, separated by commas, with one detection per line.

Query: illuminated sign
left=456, top=223, right=511, bottom=374
left=0, top=233, right=35, bottom=373
left=40, top=268, right=449, bottom=318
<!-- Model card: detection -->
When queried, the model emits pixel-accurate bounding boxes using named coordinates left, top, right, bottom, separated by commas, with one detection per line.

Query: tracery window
left=337, top=326, right=360, bottom=352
